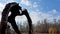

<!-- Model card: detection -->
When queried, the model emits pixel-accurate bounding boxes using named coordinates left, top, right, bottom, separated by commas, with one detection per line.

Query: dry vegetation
left=0, top=19, right=60, bottom=34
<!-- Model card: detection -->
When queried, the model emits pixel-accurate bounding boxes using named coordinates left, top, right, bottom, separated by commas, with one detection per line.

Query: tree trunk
left=1, top=5, right=10, bottom=34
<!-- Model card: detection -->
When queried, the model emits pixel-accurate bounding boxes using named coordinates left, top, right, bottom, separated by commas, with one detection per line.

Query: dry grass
left=21, top=32, right=48, bottom=34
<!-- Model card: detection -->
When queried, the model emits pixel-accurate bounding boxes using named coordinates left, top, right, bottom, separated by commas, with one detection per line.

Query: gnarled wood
left=1, top=2, right=32, bottom=34
left=1, top=3, right=11, bottom=34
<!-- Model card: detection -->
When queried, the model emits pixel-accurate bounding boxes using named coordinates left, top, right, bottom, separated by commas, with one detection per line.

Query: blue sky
left=0, top=0, right=60, bottom=24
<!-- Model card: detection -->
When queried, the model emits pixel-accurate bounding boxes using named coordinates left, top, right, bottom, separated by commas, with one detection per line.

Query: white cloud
left=47, top=9, right=58, bottom=15
left=0, top=0, right=16, bottom=11
left=0, top=3, right=5, bottom=11
left=20, top=0, right=32, bottom=6
left=30, top=12, right=40, bottom=24
left=0, top=8, right=59, bottom=24
left=52, top=9, right=57, bottom=14
left=35, top=9, right=39, bottom=12
left=15, top=9, right=55, bottom=24
left=0, top=0, right=59, bottom=24
left=6, top=0, right=17, bottom=3
left=20, top=0, right=39, bottom=9
left=0, top=0, right=16, bottom=4
left=56, top=16, right=60, bottom=21
left=15, top=15, right=27, bottom=23
left=29, top=10, right=55, bottom=24
left=33, top=2, right=38, bottom=8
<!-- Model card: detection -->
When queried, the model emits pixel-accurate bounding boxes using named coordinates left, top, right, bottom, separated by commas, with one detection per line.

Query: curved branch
left=22, top=9, right=32, bottom=34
